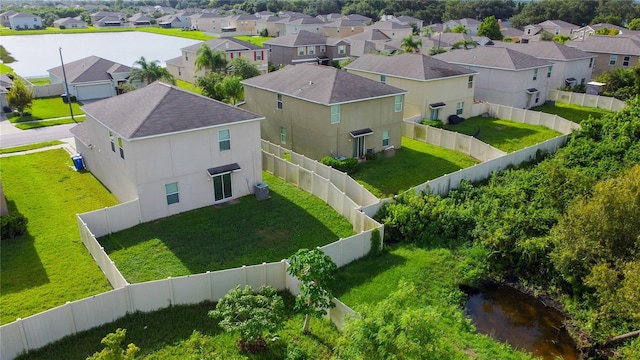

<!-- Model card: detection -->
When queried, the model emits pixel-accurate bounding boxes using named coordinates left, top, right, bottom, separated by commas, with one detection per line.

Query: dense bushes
left=320, top=156, right=359, bottom=174
left=1, top=211, right=28, bottom=240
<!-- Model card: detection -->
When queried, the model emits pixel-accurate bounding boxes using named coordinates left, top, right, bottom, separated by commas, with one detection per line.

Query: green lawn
left=234, top=35, right=272, bottom=47
left=0, top=62, right=16, bottom=75
left=331, top=244, right=535, bottom=360
left=175, top=79, right=201, bottom=94
left=0, top=140, right=64, bottom=154
left=0, top=149, right=119, bottom=324
left=100, top=172, right=355, bottom=283
left=441, top=117, right=562, bottom=153
left=351, top=137, right=479, bottom=198
left=0, top=44, right=16, bottom=63
left=531, top=102, right=613, bottom=123
left=15, top=293, right=339, bottom=360
left=0, top=26, right=215, bottom=41
left=9, top=96, right=84, bottom=122
left=14, top=115, right=86, bottom=130
left=26, top=77, right=50, bottom=85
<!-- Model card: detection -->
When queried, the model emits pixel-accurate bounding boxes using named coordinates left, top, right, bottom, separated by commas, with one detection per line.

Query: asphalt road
left=0, top=123, right=75, bottom=149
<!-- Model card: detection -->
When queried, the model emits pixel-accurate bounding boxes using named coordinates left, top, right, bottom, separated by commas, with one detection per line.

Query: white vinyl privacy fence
left=548, top=89, right=626, bottom=112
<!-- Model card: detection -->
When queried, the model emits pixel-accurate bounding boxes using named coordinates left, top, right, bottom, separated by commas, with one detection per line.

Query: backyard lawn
left=0, top=140, right=64, bottom=155
left=234, top=35, right=272, bottom=47
left=441, top=116, right=562, bottom=153
left=351, top=137, right=479, bottom=198
left=0, top=26, right=215, bottom=41
left=176, top=79, right=201, bottom=94
left=0, top=149, right=119, bottom=324
left=531, top=101, right=613, bottom=123
left=100, top=172, right=355, bottom=283
left=8, top=96, right=84, bottom=122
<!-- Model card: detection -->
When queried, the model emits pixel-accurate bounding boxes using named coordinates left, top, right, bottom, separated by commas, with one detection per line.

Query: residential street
left=0, top=119, right=75, bottom=149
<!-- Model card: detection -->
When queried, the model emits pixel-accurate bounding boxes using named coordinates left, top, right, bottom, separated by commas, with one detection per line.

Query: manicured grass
left=331, top=244, right=535, bottom=360
left=14, top=115, right=86, bottom=130
left=0, top=149, right=120, bottom=324
left=26, top=77, right=50, bottom=85
left=531, top=101, right=613, bottom=123
left=100, top=172, right=355, bottom=283
left=0, top=140, right=64, bottom=154
left=441, top=117, right=562, bottom=153
left=16, top=293, right=339, bottom=360
left=0, top=26, right=215, bottom=40
left=175, top=79, right=201, bottom=94
left=8, top=97, right=84, bottom=122
left=234, top=35, right=272, bottom=47
left=351, top=137, right=479, bottom=198
left=0, top=62, right=16, bottom=75
left=0, top=44, right=16, bottom=63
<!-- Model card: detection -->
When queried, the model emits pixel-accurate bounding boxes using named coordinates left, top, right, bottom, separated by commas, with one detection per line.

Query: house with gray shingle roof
left=264, top=30, right=350, bottom=66
left=8, top=12, right=43, bottom=30
left=366, top=21, right=412, bottom=39
left=0, top=10, right=18, bottom=27
left=443, top=18, right=481, bottom=35
left=346, top=54, right=478, bottom=121
left=47, top=55, right=133, bottom=101
left=495, top=41, right=596, bottom=89
left=275, top=15, right=325, bottom=36
left=434, top=47, right=554, bottom=109
left=344, top=14, right=372, bottom=25
left=53, top=17, right=88, bottom=29
left=322, top=19, right=365, bottom=38
left=70, top=81, right=265, bottom=222
left=241, top=64, right=407, bottom=160
left=566, top=35, right=640, bottom=77
left=523, top=20, right=578, bottom=42
left=128, top=13, right=152, bottom=26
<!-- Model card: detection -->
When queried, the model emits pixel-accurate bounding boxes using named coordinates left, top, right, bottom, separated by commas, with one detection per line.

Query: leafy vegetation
left=320, top=156, right=359, bottom=174
left=6, top=78, right=33, bottom=115
left=0, top=211, right=28, bottom=240
left=8, top=96, right=84, bottom=122
left=477, top=15, right=503, bottom=40
left=87, top=329, right=139, bottom=360
left=130, top=56, right=175, bottom=85
left=597, top=64, right=640, bottom=101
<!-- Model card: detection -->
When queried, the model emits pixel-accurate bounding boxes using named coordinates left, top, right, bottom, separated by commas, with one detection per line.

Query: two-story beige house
left=166, top=38, right=268, bottom=83
left=322, top=19, right=365, bottom=38
left=264, top=30, right=350, bottom=66
left=70, top=81, right=264, bottom=222
left=365, top=21, right=413, bottom=40
left=346, top=53, right=477, bottom=122
left=241, top=64, right=406, bottom=160
left=566, top=35, right=640, bottom=77
left=523, top=19, right=578, bottom=42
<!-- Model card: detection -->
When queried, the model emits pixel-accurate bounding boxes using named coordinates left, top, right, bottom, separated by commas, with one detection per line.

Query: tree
left=130, top=56, right=176, bottom=85
left=477, top=15, right=503, bottom=40
left=209, top=285, right=285, bottom=353
left=400, top=35, right=422, bottom=53
left=87, top=328, right=139, bottom=360
left=452, top=39, right=477, bottom=50
left=196, top=71, right=226, bottom=101
left=215, top=75, right=243, bottom=104
left=287, top=248, right=337, bottom=333
left=6, top=78, right=33, bottom=116
left=594, top=27, right=620, bottom=36
left=552, top=34, right=570, bottom=44
left=597, top=65, right=640, bottom=101
left=629, top=18, right=640, bottom=31
left=228, top=57, right=260, bottom=79
left=194, top=44, right=228, bottom=73
left=428, top=47, right=447, bottom=56
left=450, top=25, right=468, bottom=34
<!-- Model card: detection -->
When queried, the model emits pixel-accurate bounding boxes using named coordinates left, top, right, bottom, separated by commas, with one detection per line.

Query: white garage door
left=75, top=84, right=114, bottom=101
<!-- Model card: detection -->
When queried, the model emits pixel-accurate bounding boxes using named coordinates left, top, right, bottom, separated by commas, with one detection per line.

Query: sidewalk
left=0, top=137, right=77, bottom=157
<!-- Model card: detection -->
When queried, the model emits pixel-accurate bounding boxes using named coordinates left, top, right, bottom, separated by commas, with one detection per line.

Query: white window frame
left=394, top=95, right=403, bottom=112
left=467, top=75, right=473, bottom=89
left=382, top=130, right=389, bottom=146
left=533, top=68, right=538, bottom=81
left=280, top=127, right=286, bottom=144
left=298, top=46, right=305, bottom=56
left=331, top=104, right=340, bottom=124
left=430, top=108, right=440, bottom=120
left=277, top=93, right=283, bottom=110
left=118, top=137, right=124, bottom=159
left=380, top=74, right=386, bottom=84
left=547, top=66, right=552, bottom=78
left=307, top=46, right=315, bottom=55
left=589, top=57, right=593, bottom=68
left=109, top=131, right=115, bottom=152
left=338, top=45, right=346, bottom=54
left=609, top=55, right=617, bottom=65
left=256, top=51, right=262, bottom=60
left=212, top=173, right=232, bottom=201
left=320, top=45, right=326, bottom=53
left=165, top=182, right=179, bottom=205
left=218, top=129, right=230, bottom=151
left=456, top=101, right=464, bottom=115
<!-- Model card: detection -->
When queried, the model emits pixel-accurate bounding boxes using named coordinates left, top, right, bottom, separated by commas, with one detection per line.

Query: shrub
left=320, top=156, right=359, bottom=174
left=368, top=228, right=382, bottom=257
left=285, top=342, right=307, bottom=360
left=422, top=119, right=443, bottom=128
left=1, top=212, right=28, bottom=240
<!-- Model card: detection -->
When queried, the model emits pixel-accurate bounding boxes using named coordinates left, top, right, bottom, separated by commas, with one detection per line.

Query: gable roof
left=395, top=15, right=421, bottom=24
left=0, top=73, right=13, bottom=88
left=344, top=14, right=371, bottom=23
left=241, top=64, right=406, bottom=105
left=10, top=12, right=40, bottom=19
left=53, top=17, right=87, bottom=26
left=367, top=21, right=411, bottom=30
left=345, top=29, right=391, bottom=42
left=80, top=81, right=263, bottom=139
left=323, top=19, right=365, bottom=28
left=495, top=41, right=594, bottom=61
left=433, top=47, right=553, bottom=70
left=264, top=30, right=340, bottom=47
left=346, top=53, right=477, bottom=81
left=538, top=19, right=578, bottom=29
left=47, top=56, right=131, bottom=83
left=566, top=35, right=640, bottom=56
left=182, top=37, right=264, bottom=53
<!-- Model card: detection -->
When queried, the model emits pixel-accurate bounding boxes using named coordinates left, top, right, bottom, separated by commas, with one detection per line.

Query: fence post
left=66, top=301, right=77, bottom=334
left=124, top=283, right=134, bottom=313
left=243, top=265, right=248, bottom=285
left=168, top=277, right=175, bottom=305
left=262, top=262, right=267, bottom=286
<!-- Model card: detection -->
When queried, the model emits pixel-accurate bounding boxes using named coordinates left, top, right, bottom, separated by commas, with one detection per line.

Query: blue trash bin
left=71, top=154, right=84, bottom=171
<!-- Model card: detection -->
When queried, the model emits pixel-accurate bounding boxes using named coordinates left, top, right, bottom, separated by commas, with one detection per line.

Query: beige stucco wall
left=78, top=115, right=262, bottom=222
left=179, top=48, right=269, bottom=82
left=242, top=86, right=403, bottom=160
left=472, top=66, right=550, bottom=109
left=590, top=53, right=639, bottom=78
left=346, top=69, right=475, bottom=120
left=322, top=26, right=364, bottom=38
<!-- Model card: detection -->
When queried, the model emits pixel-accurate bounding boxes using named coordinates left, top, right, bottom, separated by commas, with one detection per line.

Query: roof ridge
left=130, top=82, right=171, bottom=138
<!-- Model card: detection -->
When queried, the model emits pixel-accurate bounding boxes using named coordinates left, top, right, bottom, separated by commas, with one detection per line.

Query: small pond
left=465, top=285, right=580, bottom=360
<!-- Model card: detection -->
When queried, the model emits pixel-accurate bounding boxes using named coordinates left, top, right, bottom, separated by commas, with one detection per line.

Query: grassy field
left=351, top=137, right=479, bottom=198
left=0, top=149, right=119, bottom=324
left=175, top=79, right=201, bottom=94
left=26, top=77, right=50, bottom=85
left=14, top=115, right=86, bottom=130
left=0, top=140, right=64, bottom=154
left=531, top=101, right=613, bottom=123
left=0, top=26, right=215, bottom=41
left=15, top=293, right=339, bottom=360
left=441, top=117, right=562, bottom=153
left=0, top=62, right=16, bottom=75
left=100, top=172, right=355, bottom=283
left=8, top=96, right=84, bottom=122
left=234, top=35, right=272, bottom=47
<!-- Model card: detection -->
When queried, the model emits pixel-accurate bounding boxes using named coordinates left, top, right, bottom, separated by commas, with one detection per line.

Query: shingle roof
left=10, top=12, right=40, bottom=18
left=323, top=19, right=365, bottom=28
left=277, top=16, right=324, bottom=25
left=264, top=30, right=331, bottom=47
left=53, top=17, right=86, bottom=25
left=80, top=81, right=263, bottom=139
left=367, top=21, right=411, bottom=30
left=539, top=19, right=578, bottom=29
left=182, top=37, right=264, bottom=53
left=47, top=56, right=130, bottom=83
left=496, top=41, right=594, bottom=61
left=344, top=14, right=371, bottom=23
left=241, top=64, right=406, bottom=105
left=566, top=35, right=640, bottom=56
left=395, top=15, right=421, bottom=24
left=345, top=29, right=391, bottom=42
left=346, top=53, right=476, bottom=81
left=0, top=73, right=13, bottom=88
left=433, top=47, right=553, bottom=70
left=347, top=39, right=378, bottom=57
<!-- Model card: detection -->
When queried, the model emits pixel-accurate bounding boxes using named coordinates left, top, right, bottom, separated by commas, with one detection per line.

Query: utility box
left=255, top=182, right=269, bottom=200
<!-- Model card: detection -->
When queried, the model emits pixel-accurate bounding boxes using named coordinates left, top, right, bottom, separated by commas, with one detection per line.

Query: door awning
left=526, top=88, right=539, bottom=94
left=349, top=128, right=374, bottom=138
left=207, top=163, right=241, bottom=176
left=565, top=77, right=576, bottom=83
left=429, top=102, right=446, bottom=109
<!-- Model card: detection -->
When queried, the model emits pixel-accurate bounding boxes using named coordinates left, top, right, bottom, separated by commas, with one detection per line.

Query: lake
left=1, top=32, right=201, bottom=78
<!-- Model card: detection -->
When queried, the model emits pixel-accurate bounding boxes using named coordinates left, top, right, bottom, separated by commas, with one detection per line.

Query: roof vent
left=309, top=81, right=313, bottom=85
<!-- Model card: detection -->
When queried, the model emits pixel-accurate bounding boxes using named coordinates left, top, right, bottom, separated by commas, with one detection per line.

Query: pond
left=465, top=285, right=580, bottom=360
left=1, top=32, right=200, bottom=78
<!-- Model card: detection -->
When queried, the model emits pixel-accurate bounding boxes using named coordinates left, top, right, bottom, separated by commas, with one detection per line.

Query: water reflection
left=465, top=285, right=580, bottom=360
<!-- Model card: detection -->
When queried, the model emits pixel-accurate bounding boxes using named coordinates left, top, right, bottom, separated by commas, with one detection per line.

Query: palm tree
left=195, top=44, right=228, bottom=73
left=215, top=75, right=243, bottom=105
left=452, top=39, right=477, bottom=50
left=400, top=35, right=422, bottom=54
left=130, top=56, right=176, bottom=85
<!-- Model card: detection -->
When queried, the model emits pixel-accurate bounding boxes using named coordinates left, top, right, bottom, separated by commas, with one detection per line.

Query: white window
left=382, top=131, right=389, bottom=146
left=380, top=75, right=386, bottom=84
left=468, top=75, right=473, bottom=89
left=320, top=45, right=326, bottom=53
left=623, top=56, right=630, bottom=67
left=535, top=92, right=540, bottom=104
left=165, top=182, right=179, bottom=205
left=298, top=47, right=305, bottom=56
left=589, top=57, right=593, bottom=68
left=338, top=45, right=346, bottom=54
left=280, top=127, right=286, bottom=144
left=109, top=131, right=115, bottom=152
left=430, top=108, right=440, bottom=120
left=609, top=55, right=617, bottom=65
left=394, top=95, right=403, bottom=112
left=307, top=46, right=315, bottom=55
left=118, top=137, right=124, bottom=159
left=213, top=173, right=232, bottom=201
left=533, top=68, right=538, bottom=81
left=331, top=104, right=340, bottom=124
left=219, top=129, right=230, bottom=151
left=256, top=51, right=262, bottom=60
left=547, top=66, right=552, bottom=78
left=277, top=93, right=283, bottom=109
left=456, top=101, right=464, bottom=115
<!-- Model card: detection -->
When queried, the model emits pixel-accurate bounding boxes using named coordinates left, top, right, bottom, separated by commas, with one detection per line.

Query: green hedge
left=321, top=156, right=359, bottom=174
left=1, top=211, right=28, bottom=240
